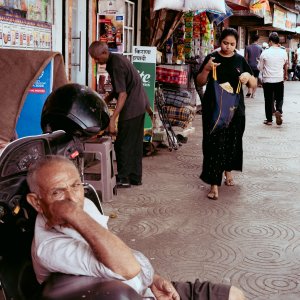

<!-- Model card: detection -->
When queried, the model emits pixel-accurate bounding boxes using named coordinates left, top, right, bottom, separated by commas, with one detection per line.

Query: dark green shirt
left=106, top=53, right=150, bottom=121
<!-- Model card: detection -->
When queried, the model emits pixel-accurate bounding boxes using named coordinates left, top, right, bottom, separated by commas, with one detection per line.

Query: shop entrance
left=65, top=0, right=87, bottom=85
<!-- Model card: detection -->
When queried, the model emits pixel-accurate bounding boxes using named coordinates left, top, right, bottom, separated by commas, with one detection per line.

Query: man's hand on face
left=150, top=274, right=180, bottom=300
left=44, top=200, right=80, bottom=229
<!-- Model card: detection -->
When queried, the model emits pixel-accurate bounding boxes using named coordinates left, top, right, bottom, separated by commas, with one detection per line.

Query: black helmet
left=41, top=83, right=110, bottom=137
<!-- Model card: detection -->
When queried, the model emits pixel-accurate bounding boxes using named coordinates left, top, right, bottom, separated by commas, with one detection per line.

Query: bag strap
left=212, top=64, right=217, bottom=81
left=212, top=64, right=241, bottom=94
left=236, top=81, right=241, bottom=94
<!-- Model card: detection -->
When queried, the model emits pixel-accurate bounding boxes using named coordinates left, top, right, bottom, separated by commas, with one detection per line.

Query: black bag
left=210, top=65, right=241, bottom=134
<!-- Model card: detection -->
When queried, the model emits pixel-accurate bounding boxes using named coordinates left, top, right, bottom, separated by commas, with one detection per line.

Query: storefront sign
left=97, top=14, right=124, bottom=53
left=273, top=4, right=286, bottom=30
left=16, top=60, right=53, bottom=137
left=286, top=12, right=297, bottom=31
left=98, top=0, right=125, bottom=14
left=132, top=46, right=156, bottom=138
left=264, top=8, right=273, bottom=24
left=0, top=15, right=51, bottom=50
left=272, top=5, right=297, bottom=32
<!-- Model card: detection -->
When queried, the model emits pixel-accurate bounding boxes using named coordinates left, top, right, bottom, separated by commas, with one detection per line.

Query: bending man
left=88, top=41, right=153, bottom=188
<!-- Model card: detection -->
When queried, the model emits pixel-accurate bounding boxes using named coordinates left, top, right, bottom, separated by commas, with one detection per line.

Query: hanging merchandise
left=201, top=20, right=214, bottom=57
left=184, top=12, right=193, bottom=59
left=165, top=37, right=174, bottom=64
left=200, top=12, right=208, bottom=34
left=173, top=19, right=185, bottom=64
left=192, top=13, right=201, bottom=58
left=193, top=14, right=201, bottom=39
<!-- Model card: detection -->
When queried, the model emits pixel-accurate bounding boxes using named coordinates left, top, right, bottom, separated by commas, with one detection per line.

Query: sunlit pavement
left=104, top=81, right=300, bottom=300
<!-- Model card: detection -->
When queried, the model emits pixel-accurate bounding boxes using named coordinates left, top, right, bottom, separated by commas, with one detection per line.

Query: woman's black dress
left=198, top=51, right=252, bottom=186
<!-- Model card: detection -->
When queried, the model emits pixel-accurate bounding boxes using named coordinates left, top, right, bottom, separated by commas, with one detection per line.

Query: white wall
left=52, top=0, right=63, bottom=53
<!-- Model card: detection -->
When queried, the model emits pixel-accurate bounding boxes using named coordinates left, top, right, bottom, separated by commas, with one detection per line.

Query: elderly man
left=26, top=155, right=245, bottom=300
left=88, top=41, right=153, bottom=188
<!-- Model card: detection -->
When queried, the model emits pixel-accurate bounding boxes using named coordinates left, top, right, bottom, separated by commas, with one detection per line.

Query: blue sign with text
left=16, top=61, right=52, bottom=138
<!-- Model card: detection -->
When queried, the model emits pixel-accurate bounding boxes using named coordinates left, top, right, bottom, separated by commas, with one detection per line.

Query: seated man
left=26, top=155, right=245, bottom=300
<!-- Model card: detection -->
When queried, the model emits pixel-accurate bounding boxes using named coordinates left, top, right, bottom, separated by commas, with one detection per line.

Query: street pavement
left=104, top=81, right=300, bottom=300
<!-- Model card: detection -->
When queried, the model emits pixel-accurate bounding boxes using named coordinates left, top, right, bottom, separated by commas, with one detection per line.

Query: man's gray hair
left=27, top=155, right=78, bottom=194
left=88, top=41, right=109, bottom=58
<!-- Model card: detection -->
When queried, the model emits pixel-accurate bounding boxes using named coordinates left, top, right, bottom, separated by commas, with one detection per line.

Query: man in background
left=258, top=32, right=288, bottom=126
left=245, top=34, right=262, bottom=98
left=293, top=43, right=300, bottom=80
left=88, top=41, right=153, bottom=188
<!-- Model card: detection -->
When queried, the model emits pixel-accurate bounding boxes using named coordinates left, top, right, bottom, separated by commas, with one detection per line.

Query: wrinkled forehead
left=36, top=161, right=80, bottom=186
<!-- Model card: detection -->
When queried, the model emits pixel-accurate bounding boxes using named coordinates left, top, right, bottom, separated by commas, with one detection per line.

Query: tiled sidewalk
left=104, top=82, right=300, bottom=300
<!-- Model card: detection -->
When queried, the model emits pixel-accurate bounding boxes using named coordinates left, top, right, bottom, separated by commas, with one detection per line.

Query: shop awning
left=272, top=4, right=298, bottom=33
left=226, top=0, right=262, bottom=18
left=268, top=0, right=299, bottom=14
left=226, top=0, right=250, bottom=10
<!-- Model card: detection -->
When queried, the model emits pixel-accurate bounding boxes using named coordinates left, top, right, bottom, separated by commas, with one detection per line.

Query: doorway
left=65, top=0, right=87, bottom=85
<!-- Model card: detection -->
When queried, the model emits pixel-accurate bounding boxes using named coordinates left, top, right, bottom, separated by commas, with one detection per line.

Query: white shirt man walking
left=258, top=32, right=288, bottom=126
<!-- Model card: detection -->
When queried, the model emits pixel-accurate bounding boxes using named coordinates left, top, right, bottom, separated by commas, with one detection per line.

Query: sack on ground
left=163, top=89, right=194, bottom=107
left=164, top=105, right=195, bottom=122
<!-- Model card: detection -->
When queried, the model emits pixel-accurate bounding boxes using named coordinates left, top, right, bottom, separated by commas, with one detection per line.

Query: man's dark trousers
left=262, top=81, right=284, bottom=122
left=115, top=113, right=145, bottom=182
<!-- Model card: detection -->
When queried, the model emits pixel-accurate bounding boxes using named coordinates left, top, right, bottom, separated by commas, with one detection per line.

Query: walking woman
left=196, top=28, right=257, bottom=200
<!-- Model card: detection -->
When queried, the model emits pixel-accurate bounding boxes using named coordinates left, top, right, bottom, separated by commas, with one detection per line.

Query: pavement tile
left=104, top=82, right=300, bottom=300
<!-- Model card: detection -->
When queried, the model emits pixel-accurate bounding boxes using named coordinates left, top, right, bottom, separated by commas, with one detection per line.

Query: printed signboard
left=132, top=46, right=156, bottom=139
left=97, top=14, right=124, bottom=53
left=16, top=60, right=53, bottom=137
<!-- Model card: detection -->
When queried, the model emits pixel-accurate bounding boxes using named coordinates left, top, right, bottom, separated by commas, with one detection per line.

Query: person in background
left=293, top=43, right=300, bottom=80
left=88, top=41, right=153, bottom=188
left=262, top=42, right=269, bottom=50
left=244, top=34, right=262, bottom=98
left=196, top=28, right=256, bottom=200
left=258, top=32, right=288, bottom=126
left=26, top=155, right=246, bottom=300
left=257, top=42, right=270, bottom=87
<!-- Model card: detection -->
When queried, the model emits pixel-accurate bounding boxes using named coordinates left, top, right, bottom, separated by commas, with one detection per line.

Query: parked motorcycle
left=0, top=83, right=142, bottom=300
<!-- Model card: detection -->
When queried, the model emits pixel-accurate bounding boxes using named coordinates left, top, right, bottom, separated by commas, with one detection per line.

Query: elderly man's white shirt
left=31, top=198, right=154, bottom=295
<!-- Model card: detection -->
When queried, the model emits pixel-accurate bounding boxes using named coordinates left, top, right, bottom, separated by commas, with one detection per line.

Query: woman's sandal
left=207, top=191, right=218, bottom=200
left=224, top=176, right=235, bottom=186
